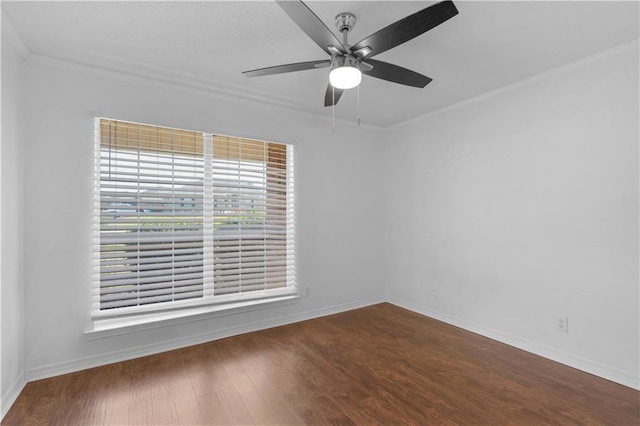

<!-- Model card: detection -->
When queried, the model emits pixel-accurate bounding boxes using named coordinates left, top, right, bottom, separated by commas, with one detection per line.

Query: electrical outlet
left=431, top=287, right=438, bottom=298
left=555, top=317, right=568, bottom=333
left=304, top=287, right=310, bottom=297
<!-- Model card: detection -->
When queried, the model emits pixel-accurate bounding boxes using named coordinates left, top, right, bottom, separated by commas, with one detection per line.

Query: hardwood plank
left=215, top=342, right=280, bottom=425
left=100, top=361, right=133, bottom=425
left=3, top=303, right=639, bottom=425
left=127, top=356, right=159, bottom=426
left=186, top=390, right=229, bottom=425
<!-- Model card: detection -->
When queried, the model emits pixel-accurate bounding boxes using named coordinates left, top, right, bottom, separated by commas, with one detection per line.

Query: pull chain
left=332, top=85, right=336, bottom=132
left=357, top=85, right=360, bottom=127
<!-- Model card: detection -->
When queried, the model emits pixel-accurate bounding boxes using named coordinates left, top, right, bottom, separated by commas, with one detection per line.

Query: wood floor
left=3, top=303, right=639, bottom=425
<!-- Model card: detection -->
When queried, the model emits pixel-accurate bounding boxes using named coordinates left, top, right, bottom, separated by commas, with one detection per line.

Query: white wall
left=1, top=35, right=26, bottom=416
left=20, top=58, right=385, bottom=379
left=384, top=42, right=639, bottom=389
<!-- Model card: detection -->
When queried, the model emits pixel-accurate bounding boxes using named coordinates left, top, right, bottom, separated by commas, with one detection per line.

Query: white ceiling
left=3, top=1, right=639, bottom=128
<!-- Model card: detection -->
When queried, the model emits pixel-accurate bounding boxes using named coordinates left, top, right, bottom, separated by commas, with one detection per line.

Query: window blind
left=92, top=119, right=295, bottom=319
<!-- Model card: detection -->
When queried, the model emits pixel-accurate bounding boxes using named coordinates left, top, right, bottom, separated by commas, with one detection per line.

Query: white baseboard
left=1, top=373, right=27, bottom=421
left=15, top=293, right=639, bottom=415
left=388, top=297, right=640, bottom=391
left=25, top=296, right=384, bottom=382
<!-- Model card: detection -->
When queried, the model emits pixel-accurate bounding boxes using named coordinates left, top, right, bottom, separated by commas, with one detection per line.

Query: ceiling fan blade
left=243, top=60, right=330, bottom=77
left=324, top=84, right=344, bottom=107
left=363, top=59, right=432, bottom=88
left=351, top=0, right=458, bottom=59
left=277, top=1, right=347, bottom=56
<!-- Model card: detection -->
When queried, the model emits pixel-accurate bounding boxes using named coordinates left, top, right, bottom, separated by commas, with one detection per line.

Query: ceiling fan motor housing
left=332, top=55, right=360, bottom=69
left=335, top=12, right=357, bottom=33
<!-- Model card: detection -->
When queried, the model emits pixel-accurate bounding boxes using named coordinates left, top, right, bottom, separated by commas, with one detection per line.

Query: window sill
left=84, top=294, right=300, bottom=340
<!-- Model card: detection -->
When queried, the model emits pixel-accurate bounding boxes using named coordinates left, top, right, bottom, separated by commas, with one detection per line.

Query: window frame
left=91, top=118, right=297, bottom=328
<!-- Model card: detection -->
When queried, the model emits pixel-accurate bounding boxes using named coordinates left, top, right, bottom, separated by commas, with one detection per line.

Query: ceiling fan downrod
left=332, top=12, right=362, bottom=129
left=334, top=12, right=356, bottom=47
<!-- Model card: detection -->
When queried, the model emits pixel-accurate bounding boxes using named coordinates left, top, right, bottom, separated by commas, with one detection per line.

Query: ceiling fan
left=243, top=0, right=459, bottom=107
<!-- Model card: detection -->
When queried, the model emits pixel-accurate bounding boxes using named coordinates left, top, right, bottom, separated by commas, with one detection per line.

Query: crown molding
left=26, top=49, right=311, bottom=112
left=25, top=50, right=382, bottom=132
left=386, top=38, right=640, bottom=132
left=1, top=11, right=29, bottom=59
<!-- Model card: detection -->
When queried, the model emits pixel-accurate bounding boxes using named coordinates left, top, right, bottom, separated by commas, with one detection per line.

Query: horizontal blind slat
left=94, top=119, right=295, bottom=315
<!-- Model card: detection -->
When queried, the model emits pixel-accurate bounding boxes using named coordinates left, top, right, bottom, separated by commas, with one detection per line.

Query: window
left=92, top=119, right=295, bottom=321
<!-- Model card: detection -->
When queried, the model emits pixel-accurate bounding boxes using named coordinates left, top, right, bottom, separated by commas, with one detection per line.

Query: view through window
left=93, top=119, right=295, bottom=319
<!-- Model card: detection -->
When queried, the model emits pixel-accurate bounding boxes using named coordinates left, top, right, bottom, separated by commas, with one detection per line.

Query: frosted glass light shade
left=329, top=66, right=362, bottom=90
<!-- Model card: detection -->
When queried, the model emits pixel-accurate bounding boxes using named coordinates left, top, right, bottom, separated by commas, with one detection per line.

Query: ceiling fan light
left=330, top=65, right=362, bottom=89
left=330, top=56, right=362, bottom=89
